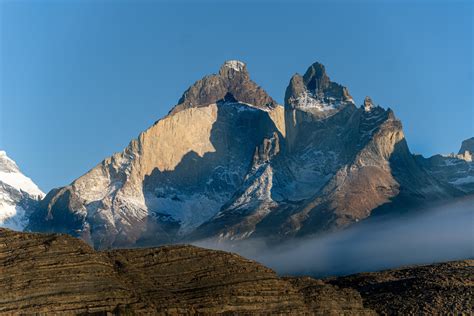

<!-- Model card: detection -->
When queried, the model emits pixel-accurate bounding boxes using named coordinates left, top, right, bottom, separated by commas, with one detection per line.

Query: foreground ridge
left=2, top=228, right=472, bottom=315
left=0, top=228, right=373, bottom=315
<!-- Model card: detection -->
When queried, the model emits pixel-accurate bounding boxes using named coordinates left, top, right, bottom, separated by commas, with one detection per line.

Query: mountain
left=28, top=61, right=285, bottom=248
left=414, top=138, right=474, bottom=193
left=191, top=62, right=459, bottom=241
left=1, top=228, right=472, bottom=315
left=0, top=151, right=44, bottom=231
left=27, top=60, right=471, bottom=249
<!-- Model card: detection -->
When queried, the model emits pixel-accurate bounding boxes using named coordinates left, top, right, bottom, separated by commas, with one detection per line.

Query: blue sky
left=1, top=0, right=473, bottom=192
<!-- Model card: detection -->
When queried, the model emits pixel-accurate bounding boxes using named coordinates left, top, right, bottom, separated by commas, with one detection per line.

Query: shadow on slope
left=139, top=101, right=282, bottom=244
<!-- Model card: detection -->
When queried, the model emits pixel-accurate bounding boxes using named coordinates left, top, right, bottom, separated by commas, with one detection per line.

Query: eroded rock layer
left=1, top=229, right=472, bottom=315
left=0, top=228, right=374, bottom=315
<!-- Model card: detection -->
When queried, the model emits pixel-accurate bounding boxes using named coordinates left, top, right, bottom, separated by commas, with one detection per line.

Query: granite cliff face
left=192, top=62, right=458, bottom=241
left=28, top=61, right=285, bottom=249
left=26, top=60, right=471, bottom=248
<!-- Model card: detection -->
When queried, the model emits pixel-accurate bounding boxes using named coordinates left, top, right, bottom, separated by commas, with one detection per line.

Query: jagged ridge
left=25, top=60, right=472, bottom=249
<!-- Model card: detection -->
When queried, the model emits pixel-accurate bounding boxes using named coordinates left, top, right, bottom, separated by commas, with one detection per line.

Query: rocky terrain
left=0, top=151, right=44, bottom=231
left=328, top=259, right=474, bottom=315
left=0, top=228, right=373, bottom=315
left=0, top=59, right=467, bottom=250
left=1, top=228, right=472, bottom=315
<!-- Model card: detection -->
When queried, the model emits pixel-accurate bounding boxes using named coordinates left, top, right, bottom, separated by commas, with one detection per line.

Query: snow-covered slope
left=0, top=151, right=44, bottom=230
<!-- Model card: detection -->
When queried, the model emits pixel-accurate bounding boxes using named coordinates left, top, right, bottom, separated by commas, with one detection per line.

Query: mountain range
left=1, top=60, right=473, bottom=250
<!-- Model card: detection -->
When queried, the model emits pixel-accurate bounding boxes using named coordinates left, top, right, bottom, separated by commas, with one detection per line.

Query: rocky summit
left=9, top=60, right=471, bottom=249
left=1, top=228, right=472, bottom=315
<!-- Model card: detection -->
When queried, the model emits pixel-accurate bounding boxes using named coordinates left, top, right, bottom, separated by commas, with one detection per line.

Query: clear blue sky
left=1, top=0, right=473, bottom=192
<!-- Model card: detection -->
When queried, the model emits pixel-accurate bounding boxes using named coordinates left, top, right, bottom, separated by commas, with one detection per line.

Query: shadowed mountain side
left=185, top=63, right=466, bottom=244
left=366, top=139, right=465, bottom=220
left=139, top=102, right=283, bottom=245
left=294, top=137, right=461, bottom=237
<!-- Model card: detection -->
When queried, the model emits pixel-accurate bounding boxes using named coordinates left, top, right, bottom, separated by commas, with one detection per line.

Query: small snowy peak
left=0, top=151, right=44, bottom=198
left=222, top=60, right=246, bottom=72
left=0, top=151, right=20, bottom=173
left=0, top=151, right=44, bottom=231
left=285, top=62, right=353, bottom=116
left=0, top=171, right=44, bottom=198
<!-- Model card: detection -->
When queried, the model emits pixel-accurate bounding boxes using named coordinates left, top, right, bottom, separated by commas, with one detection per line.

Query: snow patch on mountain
left=0, top=151, right=44, bottom=197
left=449, top=175, right=474, bottom=186
left=0, top=151, right=44, bottom=231
left=290, top=92, right=343, bottom=112
left=222, top=60, right=246, bottom=72
left=146, top=192, right=224, bottom=233
left=0, top=203, right=27, bottom=231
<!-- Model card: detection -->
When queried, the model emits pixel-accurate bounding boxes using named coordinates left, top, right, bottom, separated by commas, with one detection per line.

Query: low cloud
left=195, top=197, right=474, bottom=277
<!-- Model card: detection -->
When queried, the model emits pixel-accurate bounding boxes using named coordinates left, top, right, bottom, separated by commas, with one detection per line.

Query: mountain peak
left=302, top=62, right=330, bottom=92
left=458, top=137, right=474, bottom=155
left=0, top=151, right=20, bottom=174
left=364, top=96, right=374, bottom=111
left=285, top=61, right=353, bottom=111
left=219, top=60, right=247, bottom=74
left=170, top=61, right=277, bottom=115
left=0, top=151, right=44, bottom=231
left=0, top=151, right=43, bottom=197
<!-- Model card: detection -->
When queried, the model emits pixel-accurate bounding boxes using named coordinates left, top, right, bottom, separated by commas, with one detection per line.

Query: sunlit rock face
left=0, top=151, right=44, bottom=231
left=28, top=61, right=470, bottom=248
left=28, top=61, right=285, bottom=249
